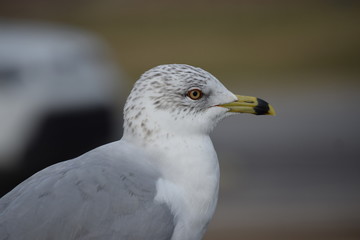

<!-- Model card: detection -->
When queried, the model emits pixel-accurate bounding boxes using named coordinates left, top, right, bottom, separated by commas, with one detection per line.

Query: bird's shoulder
left=1, top=141, right=158, bottom=207
left=0, top=141, right=174, bottom=240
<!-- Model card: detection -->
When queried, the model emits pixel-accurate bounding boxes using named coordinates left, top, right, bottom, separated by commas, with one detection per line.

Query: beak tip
left=267, top=105, right=276, bottom=116
left=219, top=95, right=276, bottom=116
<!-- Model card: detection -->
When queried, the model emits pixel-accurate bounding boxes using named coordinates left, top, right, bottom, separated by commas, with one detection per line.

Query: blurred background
left=0, top=0, right=359, bottom=239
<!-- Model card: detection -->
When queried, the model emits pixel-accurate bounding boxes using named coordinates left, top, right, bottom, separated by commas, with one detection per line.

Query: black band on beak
left=254, top=98, right=271, bottom=115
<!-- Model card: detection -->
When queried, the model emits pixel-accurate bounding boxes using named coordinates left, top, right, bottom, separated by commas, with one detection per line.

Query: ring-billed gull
left=0, top=64, right=275, bottom=240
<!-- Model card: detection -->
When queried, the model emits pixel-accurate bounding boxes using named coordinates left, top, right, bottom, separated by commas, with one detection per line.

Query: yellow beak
left=218, top=95, right=276, bottom=116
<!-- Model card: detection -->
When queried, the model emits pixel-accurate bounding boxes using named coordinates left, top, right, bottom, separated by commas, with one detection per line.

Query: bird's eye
left=187, top=89, right=203, bottom=100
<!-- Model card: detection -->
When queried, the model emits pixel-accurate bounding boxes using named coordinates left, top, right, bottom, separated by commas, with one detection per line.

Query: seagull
left=0, top=64, right=275, bottom=240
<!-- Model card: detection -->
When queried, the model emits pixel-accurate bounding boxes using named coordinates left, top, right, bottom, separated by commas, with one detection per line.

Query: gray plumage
left=0, top=142, right=174, bottom=240
left=0, top=64, right=267, bottom=240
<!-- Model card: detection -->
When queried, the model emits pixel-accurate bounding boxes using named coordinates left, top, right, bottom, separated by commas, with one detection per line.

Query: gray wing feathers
left=0, top=144, right=175, bottom=240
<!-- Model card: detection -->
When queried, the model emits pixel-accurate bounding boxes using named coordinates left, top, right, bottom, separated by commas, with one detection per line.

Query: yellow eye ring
left=187, top=89, right=203, bottom=100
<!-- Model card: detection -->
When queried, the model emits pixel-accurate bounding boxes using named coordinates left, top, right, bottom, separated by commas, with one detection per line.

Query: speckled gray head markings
left=123, top=64, right=222, bottom=139
left=136, top=65, right=210, bottom=109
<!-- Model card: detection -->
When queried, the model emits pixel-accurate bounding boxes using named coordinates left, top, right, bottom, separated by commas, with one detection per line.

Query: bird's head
left=123, top=64, right=275, bottom=140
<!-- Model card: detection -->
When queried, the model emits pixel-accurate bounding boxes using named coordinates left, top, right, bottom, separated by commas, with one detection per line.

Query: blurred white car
left=0, top=21, right=125, bottom=196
